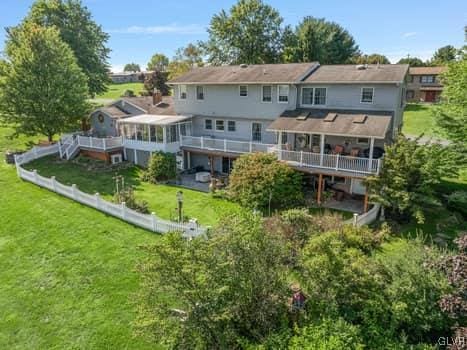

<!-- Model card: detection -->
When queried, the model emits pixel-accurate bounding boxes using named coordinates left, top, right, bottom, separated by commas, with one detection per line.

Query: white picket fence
left=14, top=145, right=207, bottom=238
left=345, top=203, right=381, bottom=227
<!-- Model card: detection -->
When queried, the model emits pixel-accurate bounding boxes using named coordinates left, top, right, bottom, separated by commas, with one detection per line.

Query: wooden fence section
left=14, top=146, right=207, bottom=238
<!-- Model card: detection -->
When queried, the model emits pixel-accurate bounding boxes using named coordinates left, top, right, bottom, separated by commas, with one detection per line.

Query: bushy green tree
left=366, top=136, right=460, bottom=223
left=167, top=43, right=204, bottom=80
left=434, top=58, right=467, bottom=145
left=123, top=63, right=140, bottom=72
left=143, top=70, right=170, bottom=96
left=147, top=53, right=169, bottom=71
left=142, top=151, right=176, bottom=183
left=430, top=45, right=459, bottom=65
left=351, top=53, right=390, bottom=64
left=135, top=213, right=289, bottom=348
left=227, top=152, right=303, bottom=210
left=21, top=0, right=110, bottom=96
left=283, top=16, right=359, bottom=64
left=202, top=0, right=283, bottom=64
left=0, top=23, right=89, bottom=141
left=397, top=57, right=425, bottom=66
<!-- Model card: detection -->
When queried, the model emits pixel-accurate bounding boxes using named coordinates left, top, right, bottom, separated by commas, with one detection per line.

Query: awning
left=267, top=109, right=392, bottom=139
left=118, top=114, right=191, bottom=126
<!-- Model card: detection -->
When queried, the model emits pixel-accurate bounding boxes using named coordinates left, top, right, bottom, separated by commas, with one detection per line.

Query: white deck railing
left=14, top=146, right=207, bottom=238
left=276, top=149, right=381, bottom=175
left=181, top=136, right=275, bottom=154
left=77, top=135, right=123, bottom=150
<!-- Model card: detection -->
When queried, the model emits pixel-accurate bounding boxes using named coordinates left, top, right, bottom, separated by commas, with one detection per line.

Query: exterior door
left=222, top=157, right=233, bottom=174
left=425, top=91, right=436, bottom=102
left=251, top=123, right=262, bottom=142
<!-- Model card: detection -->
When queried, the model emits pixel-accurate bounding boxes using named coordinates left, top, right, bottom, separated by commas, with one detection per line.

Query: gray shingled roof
left=121, top=96, right=176, bottom=115
left=267, top=108, right=392, bottom=138
left=408, top=66, right=446, bottom=75
left=168, top=63, right=319, bottom=84
left=99, top=106, right=129, bottom=119
left=302, top=64, right=409, bottom=84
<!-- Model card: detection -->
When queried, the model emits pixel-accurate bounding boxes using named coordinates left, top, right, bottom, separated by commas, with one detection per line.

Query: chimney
left=153, top=89, right=162, bottom=105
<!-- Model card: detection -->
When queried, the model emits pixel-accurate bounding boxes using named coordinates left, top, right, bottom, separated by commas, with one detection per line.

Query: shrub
left=121, top=89, right=135, bottom=97
left=227, top=153, right=303, bottom=211
left=447, top=191, right=467, bottom=216
left=113, top=186, right=149, bottom=214
left=142, top=151, right=176, bottom=183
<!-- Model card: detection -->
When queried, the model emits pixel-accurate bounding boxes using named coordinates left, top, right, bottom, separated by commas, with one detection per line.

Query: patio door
left=222, top=157, right=233, bottom=174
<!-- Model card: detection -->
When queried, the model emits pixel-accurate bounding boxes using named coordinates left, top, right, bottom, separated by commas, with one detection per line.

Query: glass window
left=361, top=87, right=374, bottom=103
left=167, top=125, right=178, bottom=143
left=228, top=120, right=236, bottom=132
left=421, top=75, right=435, bottom=83
left=205, top=119, right=212, bottom=130
left=262, top=85, right=272, bottom=102
left=215, top=120, right=225, bottom=132
left=142, top=125, right=149, bottom=141
left=150, top=126, right=157, bottom=142
left=302, top=87, right=313, bottom=105
left=239, top=85, right=248, bottom=97
left=357, top=137, right=369, bottom=144
left=179, top=85, right=187, bottom=99
left=136, top=124, right=144, bottom=141
left=196, top=85, right=204, bottom=100
left=314, top=88, right=326, bottom=105
left=252, top=122, right=262, bottom=142
left=406, top=90, right=415, bottom=100
left=312, top=134, right=321, bottom=146
left=156, top=126, right=163, bottom=142
left=278, top=85, right=289, bottom=103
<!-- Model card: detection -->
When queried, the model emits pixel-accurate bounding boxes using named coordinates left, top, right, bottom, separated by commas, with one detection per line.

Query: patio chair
left=331, top=145, right=345, bottom=155
left=350, top=147, right=361, bottom=157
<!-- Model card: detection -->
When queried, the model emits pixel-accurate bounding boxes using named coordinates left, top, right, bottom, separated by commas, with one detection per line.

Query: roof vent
left=324, top=113, right=338, bottom=122
left=353, top=115, right=368, bottom=123
left=240, top=64, right=248, bottom=68
left=356, top=64, right=367, bottom=70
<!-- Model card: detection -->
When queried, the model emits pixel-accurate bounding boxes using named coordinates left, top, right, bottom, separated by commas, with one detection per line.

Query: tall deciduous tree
left=284, top=17, right=359, bottom=64
left=144, top=71, right=170, bottom=96
left=366, top=136, right=459, bottom=223
left=147, top=53, right=169, bottom=72
left=351, top=53, right=390, bottom=64
left=434, top=57, right=467, bottom=144
left=397, top=57, right=425, bottom=66
left=167, top=43, right=204, bottom=80
left=430, top=45, right=459, bottom=65
left=21, top=0, right=110, bottom=96
left=202, top=0, right=283, bottom=65
left=0, top=23, right=89, bottom=142
left=123, top=63, right=141, bottom=72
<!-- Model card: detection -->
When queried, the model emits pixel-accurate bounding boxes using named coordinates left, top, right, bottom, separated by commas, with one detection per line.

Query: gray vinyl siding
left=125, top=148, right=151, bottom=167
left=191, top=116, right=276, bottom=144
left=174, top=84, right=298, bottom=120
left=90, top=111, right=118, bottom=137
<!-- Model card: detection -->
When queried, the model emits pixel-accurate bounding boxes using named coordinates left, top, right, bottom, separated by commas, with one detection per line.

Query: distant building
left=109, top=71, right=153, bottom=84
left=406, top=66, right=446, bottom=103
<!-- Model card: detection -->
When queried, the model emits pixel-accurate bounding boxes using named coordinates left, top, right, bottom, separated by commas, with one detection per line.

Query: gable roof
left=408, top=66, right=446, bottom=75
left=97, top=106, right=129, bottom=119
left=168, top=63, right=319, bottom=84
left=120, top=96, right=176, bottom=115
left=302, top=64, right=409, bottom=84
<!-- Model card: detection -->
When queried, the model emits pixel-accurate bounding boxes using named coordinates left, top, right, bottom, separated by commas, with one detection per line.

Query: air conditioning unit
left=111, top=153, right=123, bottom=164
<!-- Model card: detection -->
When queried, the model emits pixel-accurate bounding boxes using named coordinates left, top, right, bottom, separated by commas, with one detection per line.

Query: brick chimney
left=153, top=89, right=162, bottom=105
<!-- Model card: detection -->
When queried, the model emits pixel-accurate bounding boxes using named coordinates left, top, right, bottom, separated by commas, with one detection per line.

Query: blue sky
left=1, top=0, right=466, bottom=72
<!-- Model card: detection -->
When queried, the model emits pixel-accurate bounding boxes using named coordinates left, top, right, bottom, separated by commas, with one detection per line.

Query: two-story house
left=81, top=62, right=408, bottom=212
left=406, top=66, right=446, bottom=102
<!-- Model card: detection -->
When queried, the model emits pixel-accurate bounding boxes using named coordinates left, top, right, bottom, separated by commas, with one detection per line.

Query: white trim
left=215, top=119, right=225, bottom=132
left=277, top=84, right=289, bottom=103
left=261, top=85, right=273, bottom=103
left=360, top=87, right=374, bottom=104
left=300, top=86, right=327, bottom=107
left=195, top=85, right=205, bottom=101
left=239, top=85, right=248, bottom=97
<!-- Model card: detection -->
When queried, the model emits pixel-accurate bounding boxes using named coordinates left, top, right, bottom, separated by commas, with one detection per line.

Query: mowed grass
left=96, top=82, right=144, bottom=100
left=0, top=126, right=159, bottom=349
left=23, top=156, right=242, bottom=227
left=402, top=103, right=439, bottom=137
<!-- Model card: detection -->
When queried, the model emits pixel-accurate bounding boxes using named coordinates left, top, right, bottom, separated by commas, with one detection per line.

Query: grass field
left=96, top=82, right=144, bottom=100
left=23, top=156, right=242, bottom=227
left=402, top=103, right=439, bottom=137
left=0, top=127, right=159, bottom=349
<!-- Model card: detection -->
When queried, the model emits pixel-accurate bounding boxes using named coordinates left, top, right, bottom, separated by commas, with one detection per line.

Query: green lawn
left=0, top=126, right=159, bottom=349
left=95, top=82, right=144, bottom=100
left=402, top=103, right=439, bottom=137
left=23, top=155, right=242, bottom=227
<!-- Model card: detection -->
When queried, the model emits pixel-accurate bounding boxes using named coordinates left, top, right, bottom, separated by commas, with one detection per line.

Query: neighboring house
left=109, top=71, right=153, bottom=83
left=75, top=62, right=408, bottom=212
left=406, top=66, right=446, bottom=103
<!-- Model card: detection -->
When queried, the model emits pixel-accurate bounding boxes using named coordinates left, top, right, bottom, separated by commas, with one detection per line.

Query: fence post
left=376, top=159, right=381, bottom=174
left=33, top=169, right=38, bottom=183
left=51, top=176, right=57, bottom=192
left=335, top=154, right=340, bottom=170
left=103, top=138, right=107, bottom=151
left=121, top=202, right=126, bottom=219
left=353, top=213, right=358, bottom=227
left=58, top=142, right=63, bottom=158
left=71, top=184, right=77, bottom=199
left=151, top=212, right=157, bottom=232
left=300, top=151, right=303, bottom=166
left=249, top=141, right=252, bottom=153
left=224, top=139, right=227, bottom=152
left=200, top=136, right=204, bottom=149
left=14, top=155, right=21, bottom=177
left=95, top=192, right=100, bottom=209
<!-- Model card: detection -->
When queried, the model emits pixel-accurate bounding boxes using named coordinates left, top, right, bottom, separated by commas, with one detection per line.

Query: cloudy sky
left=1, top=0, right=465, bottom=72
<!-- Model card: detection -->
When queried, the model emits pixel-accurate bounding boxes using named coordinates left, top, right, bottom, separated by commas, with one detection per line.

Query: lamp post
left=176, top=190, right=184, bottom=223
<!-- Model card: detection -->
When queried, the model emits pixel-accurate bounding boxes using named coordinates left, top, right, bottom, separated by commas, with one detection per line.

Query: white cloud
left=108, top=24, right=205, bottom=35
left=402, top=32, right=417, bottom=38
